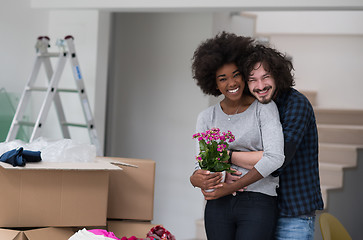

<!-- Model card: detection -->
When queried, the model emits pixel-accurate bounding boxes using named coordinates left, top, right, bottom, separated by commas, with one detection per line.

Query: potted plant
left=193, top=127, right=235, bottom=173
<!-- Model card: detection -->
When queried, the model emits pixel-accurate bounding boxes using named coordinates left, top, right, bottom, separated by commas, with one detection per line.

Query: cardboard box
left=0, top=227, right=75, bottom=240
left=97, top=157, right=155, bottom=221
left=0, top=161, right=120, bottom=228
left=107, top=220, right=158, bottom=239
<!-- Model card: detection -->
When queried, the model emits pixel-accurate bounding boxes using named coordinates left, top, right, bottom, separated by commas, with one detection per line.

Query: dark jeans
left=204, top=191, right=277, bottom=240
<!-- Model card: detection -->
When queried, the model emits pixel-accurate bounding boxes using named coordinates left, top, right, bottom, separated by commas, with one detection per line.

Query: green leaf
left=221, top=154, right=230, bottom=162
left=199, top=140, right=207, bottom=151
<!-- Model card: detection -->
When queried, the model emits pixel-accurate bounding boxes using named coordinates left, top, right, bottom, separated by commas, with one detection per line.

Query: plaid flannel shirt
left=275, top=88, right=324, bottom=216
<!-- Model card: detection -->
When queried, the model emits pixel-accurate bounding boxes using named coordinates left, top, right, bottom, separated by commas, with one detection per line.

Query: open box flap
left=0, top=160, right=121, bottom=171
left=96, top=156, right=138, bottom=168
left=0, top=229, right=22, bottom=240
left=24, top=227, right=75, bottom=240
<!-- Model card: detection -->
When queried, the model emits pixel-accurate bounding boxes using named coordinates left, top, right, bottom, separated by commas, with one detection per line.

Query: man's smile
left=254, top=86, right=272, bottom=96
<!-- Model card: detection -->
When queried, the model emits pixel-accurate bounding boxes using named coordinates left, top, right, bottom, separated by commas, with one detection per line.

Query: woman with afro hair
left=190, top=32, right=285, bottom=240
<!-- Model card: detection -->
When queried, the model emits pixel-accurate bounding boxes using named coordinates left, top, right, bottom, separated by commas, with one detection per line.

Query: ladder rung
left=17, top=121, right=36, bottom=127
left=57, top=88, right=78, bottom=93
left=38, top=53, right=63, bottom=57
left=28, top=87, right=78, bottom=93
left=62, top=122, right=88, bottom=128
left=27, top=87, right=47, bottom=91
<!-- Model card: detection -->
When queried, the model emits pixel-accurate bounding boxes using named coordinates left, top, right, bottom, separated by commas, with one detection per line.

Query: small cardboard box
left=97, top=157, right=155, bottom=221
left=0, top=161, right=120, bottom=228
left=0, top=227, right=75, bottom=240
left=107, top=220, right=158, bottom=239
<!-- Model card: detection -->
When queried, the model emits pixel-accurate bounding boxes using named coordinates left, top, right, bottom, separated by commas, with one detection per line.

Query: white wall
left=0, top=0, right=48, bottom=93
left=251, top=11, right=363, bottom=35
left=212, top=12, right=256, bottom=37
left=106, top=12, right=213, bottom=239
left=267, top=35, right=363, bottom=110
left=249, top=11, right=363, bottom=110
left=0, top=0, right=49, bottom=140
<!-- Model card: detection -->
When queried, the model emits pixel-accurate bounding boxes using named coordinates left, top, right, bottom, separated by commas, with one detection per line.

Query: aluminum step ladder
left=6, top=36, right=102, bottom=156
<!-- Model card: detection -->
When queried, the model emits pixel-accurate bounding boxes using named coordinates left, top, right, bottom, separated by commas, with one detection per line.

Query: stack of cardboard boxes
left=99, top=157, right=158, bottom=238
left=0, top=156, right=156, bottom=239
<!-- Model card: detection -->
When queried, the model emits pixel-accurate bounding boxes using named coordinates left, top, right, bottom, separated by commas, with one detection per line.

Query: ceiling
left=30, top=0, right=363, bottom=12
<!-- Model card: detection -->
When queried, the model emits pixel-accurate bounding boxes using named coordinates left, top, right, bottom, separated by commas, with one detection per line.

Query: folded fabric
left=0, top=147, right=41, bottom=167
left=22, top=149, right=42, bottom=162
left=0, top=148, right=25, bottom=166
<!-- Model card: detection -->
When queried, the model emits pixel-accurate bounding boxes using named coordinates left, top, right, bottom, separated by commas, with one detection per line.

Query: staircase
left=315, top=108, right=363, bottom=207
left=303, top=91, right=363, bottom=209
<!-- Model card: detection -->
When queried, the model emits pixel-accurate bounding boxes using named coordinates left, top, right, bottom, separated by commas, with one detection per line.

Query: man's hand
left=225, top=168, right=242, bottom=184
left=225, top=168, right=247, bottom=193
left=190, top=169, right=223, bottom=191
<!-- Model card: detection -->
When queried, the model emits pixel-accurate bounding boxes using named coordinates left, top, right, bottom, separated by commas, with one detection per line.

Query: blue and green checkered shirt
left=275, top=88, right=324, bottom=216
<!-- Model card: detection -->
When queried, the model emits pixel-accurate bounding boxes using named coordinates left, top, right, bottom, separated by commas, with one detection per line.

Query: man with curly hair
left=244, top=44, right=324, bottom=239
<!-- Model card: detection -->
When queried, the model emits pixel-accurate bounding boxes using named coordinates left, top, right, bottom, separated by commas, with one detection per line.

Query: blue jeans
left=274, top=214, right=315, bottom=240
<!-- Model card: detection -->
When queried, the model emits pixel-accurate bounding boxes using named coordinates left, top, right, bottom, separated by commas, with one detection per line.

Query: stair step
left=319, top=162, right=344, bottom=188
left=318, top=124, right=363, bottom=145
left=315, top=108, right=363, bottom=125
left=319, top=143, right=358, bottom=167
left=320, top=185, right=340, bottom=207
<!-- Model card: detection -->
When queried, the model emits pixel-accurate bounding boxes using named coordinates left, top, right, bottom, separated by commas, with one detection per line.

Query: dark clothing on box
left=0, top=147, right=41, bottom=167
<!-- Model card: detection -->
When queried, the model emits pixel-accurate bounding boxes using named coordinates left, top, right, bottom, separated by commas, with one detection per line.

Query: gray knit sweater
left=195, top=99, right=284, bottom=196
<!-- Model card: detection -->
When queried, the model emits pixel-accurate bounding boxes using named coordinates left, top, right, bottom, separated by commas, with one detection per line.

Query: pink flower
left=193, top=128, right=235, bottom=172
left=217, top=144, right=226, bottom=152
left=192, top=133, right=200, bottom=138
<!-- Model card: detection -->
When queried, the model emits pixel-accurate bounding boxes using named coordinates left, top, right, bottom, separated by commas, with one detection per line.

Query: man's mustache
left=253, top=86, right=272, bottom=93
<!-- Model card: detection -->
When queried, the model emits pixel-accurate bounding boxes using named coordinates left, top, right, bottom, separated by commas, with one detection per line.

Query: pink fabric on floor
left=88, top=229, right=120, bottom=240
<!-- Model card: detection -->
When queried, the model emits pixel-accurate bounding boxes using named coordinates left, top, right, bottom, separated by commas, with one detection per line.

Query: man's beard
left=258, top=96, right=272, bottom=104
